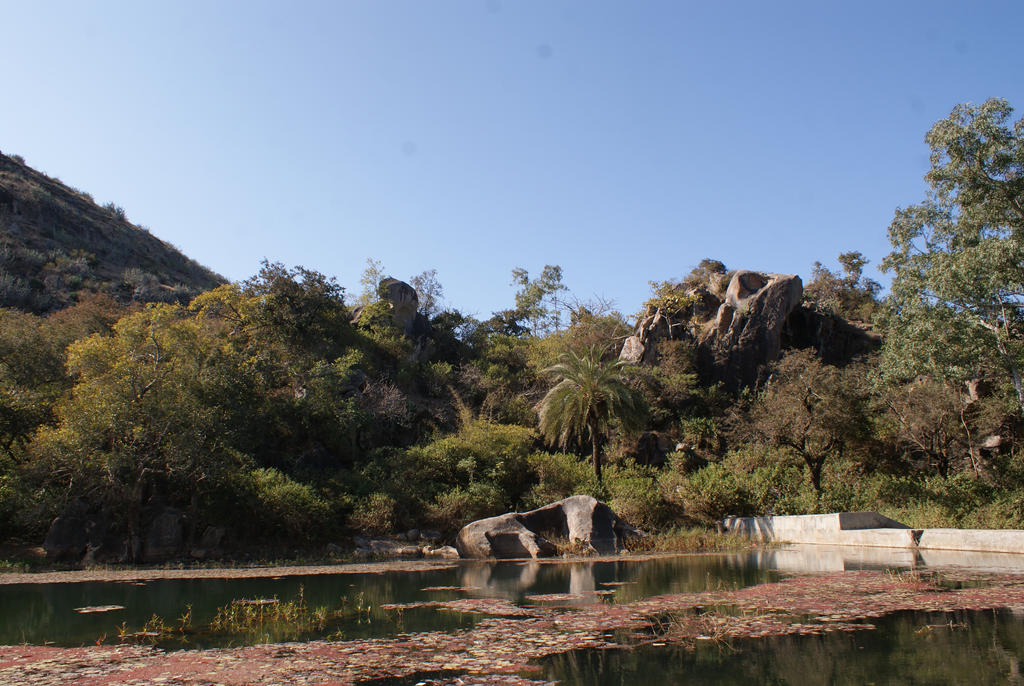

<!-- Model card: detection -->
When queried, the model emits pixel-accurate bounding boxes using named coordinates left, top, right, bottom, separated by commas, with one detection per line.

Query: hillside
left=0, top=151, right=225, bottom=313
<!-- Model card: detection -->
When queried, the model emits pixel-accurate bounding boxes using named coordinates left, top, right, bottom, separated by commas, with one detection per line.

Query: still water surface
left=539, top=609, right=1024, bottom=686
left=0, top=553, right=772, bottom=647
left=7, top=545, right=1024, bottom=685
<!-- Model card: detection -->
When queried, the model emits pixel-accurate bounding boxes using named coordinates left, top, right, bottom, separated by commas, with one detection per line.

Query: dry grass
left=624, top=527, right=755, bottom=553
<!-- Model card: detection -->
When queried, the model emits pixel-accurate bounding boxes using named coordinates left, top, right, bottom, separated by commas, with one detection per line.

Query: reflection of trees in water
left=458, top=561, right=542, bottom=599
left=762, top=636, right=846, bottom=686
left=748, top=610, right=1024, bottom=685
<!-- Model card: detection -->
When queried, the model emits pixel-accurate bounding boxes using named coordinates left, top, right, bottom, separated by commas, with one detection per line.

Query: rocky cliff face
left=700, top=270, right=804, bottom=389
left=621, top=269, right=879, bottom=390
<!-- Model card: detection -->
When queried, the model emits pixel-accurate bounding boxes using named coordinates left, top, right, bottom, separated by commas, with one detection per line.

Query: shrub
left=662, top=462, right=756, bottom=525
left=104, top=202, right=127, bottom=220
left=349, top=492, right=398, bottom=536
left=244, top=468, right=331, bottom=542
left=523, top=451, right=601, bottom=508
left=421, top=361, right=454, bottom=396
left=604, top=464, right=679, bottom=530
left=426, top=483, right=504, bottom=533
left=409, top=419, right=536, bottom=508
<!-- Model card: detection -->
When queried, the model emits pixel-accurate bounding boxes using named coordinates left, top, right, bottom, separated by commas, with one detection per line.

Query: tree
left=740, top=350, right=869, bottom=492
left=538, top=347, right=646, bottom=481
left=878, top=377, right=994, bottom=478
left=30, top=304, right=254, bottom=547
left=511, top=265, right=567, bottom=336
left=410, top=269, right=444, bottom=318
left=881, top=99, right=1024, bottom=414
left=240, top=261, right=351, bottom=355
left=0, top=295, right=124, bottom=453
left=357, top=258, right=387, bottom=307
left=190, top=264, right=365, bottom=467
left=804, top=251, right=881, bottom=320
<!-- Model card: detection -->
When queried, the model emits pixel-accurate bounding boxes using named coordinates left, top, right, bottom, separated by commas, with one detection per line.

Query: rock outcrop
left=620, top=268, right=879, bottom=390
left=378, top=278, right=422, bottom=337
left=43, top=500, right=106, bottom=561
left=455, top=495, right=639, bottom=559
left=701, top=270, right=803, bottom=389
left=619, top=309, right=673, bottom=364
left=142, top=507, right=185, bottom=561
left=350, top=277, right=432, bottom=358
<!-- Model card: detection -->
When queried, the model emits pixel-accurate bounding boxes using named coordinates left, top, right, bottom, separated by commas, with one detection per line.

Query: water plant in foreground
left=209, top=586, right=329, bottom=639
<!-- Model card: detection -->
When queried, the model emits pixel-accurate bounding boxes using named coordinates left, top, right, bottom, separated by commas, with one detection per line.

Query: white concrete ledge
left=722, top=512, right=912, bottom=548
left=832, top=528, right=920, bottom=548
left=918, top=528, right=1024, bottom=554
left=722, top=512, right=1024, bottom=555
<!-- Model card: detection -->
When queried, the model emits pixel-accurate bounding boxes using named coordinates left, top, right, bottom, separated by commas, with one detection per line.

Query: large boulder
left=43, top=500, right=106, bottom=561
left=143, top=507, right=185, bottom=561
left=350, top=278, right=432, bottom=358
left=618, top=309, right=673, bottom=364
left=378, top=278, right=420, bottom=336
left=698, top=271, right=803, bottom=390
left=455, top=495, right=639, bottom=559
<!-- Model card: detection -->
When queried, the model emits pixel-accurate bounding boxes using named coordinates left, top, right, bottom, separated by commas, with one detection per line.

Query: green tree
left=881, top=98, right=1024, bottom=414
left=738, top=350, right=870, bottom=492
left=538, top=347, right=646, bottom=481
left=30, top=304, right=254, bottom=545
left=805, top=251, right=881, bottom=320
left=189, top=264, right=366, bottom=469
left=410, top=268, right=444, bottom=318
left=0, top=295, right=124, bottom=453
left=511, top=265, right=567, bottom=336
left=357, top=258, right=387, bottom=306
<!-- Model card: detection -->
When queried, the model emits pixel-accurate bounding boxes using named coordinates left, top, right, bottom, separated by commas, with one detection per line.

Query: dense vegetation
left=1, top=98, right=1023, bottom=559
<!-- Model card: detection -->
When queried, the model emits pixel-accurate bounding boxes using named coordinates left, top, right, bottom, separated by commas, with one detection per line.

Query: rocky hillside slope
left=0, top=151, right=224, bottom=313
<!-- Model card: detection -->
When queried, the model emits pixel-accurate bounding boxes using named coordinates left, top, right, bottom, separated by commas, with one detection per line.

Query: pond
left=6, top=545, right=1024, bottom=685
left=0, top=552, right=774, bottom=648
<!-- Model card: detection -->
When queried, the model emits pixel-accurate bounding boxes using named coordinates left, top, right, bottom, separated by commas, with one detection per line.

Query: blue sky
left=3, top=1, right=1023, bottom=320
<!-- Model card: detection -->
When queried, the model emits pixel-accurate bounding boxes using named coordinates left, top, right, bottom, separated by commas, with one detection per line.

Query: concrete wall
left=722, top=512, right=1024, bottom=554
left=721, top=512, right=911, bottom=547
left=918, top=528, right=1024, bottom=554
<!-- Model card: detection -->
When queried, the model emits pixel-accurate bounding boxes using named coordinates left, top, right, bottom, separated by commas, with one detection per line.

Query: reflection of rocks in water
left=458, top=561, right=542, bottom=599
left=568, top=563, right=595, bottom=596
left=517, top=561, right=540, bottom=588
left=457, top=560, right=600, bottom=601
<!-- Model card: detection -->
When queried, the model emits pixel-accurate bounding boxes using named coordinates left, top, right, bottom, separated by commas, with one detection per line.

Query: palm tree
left=538, top=346, right=646, bottom=481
